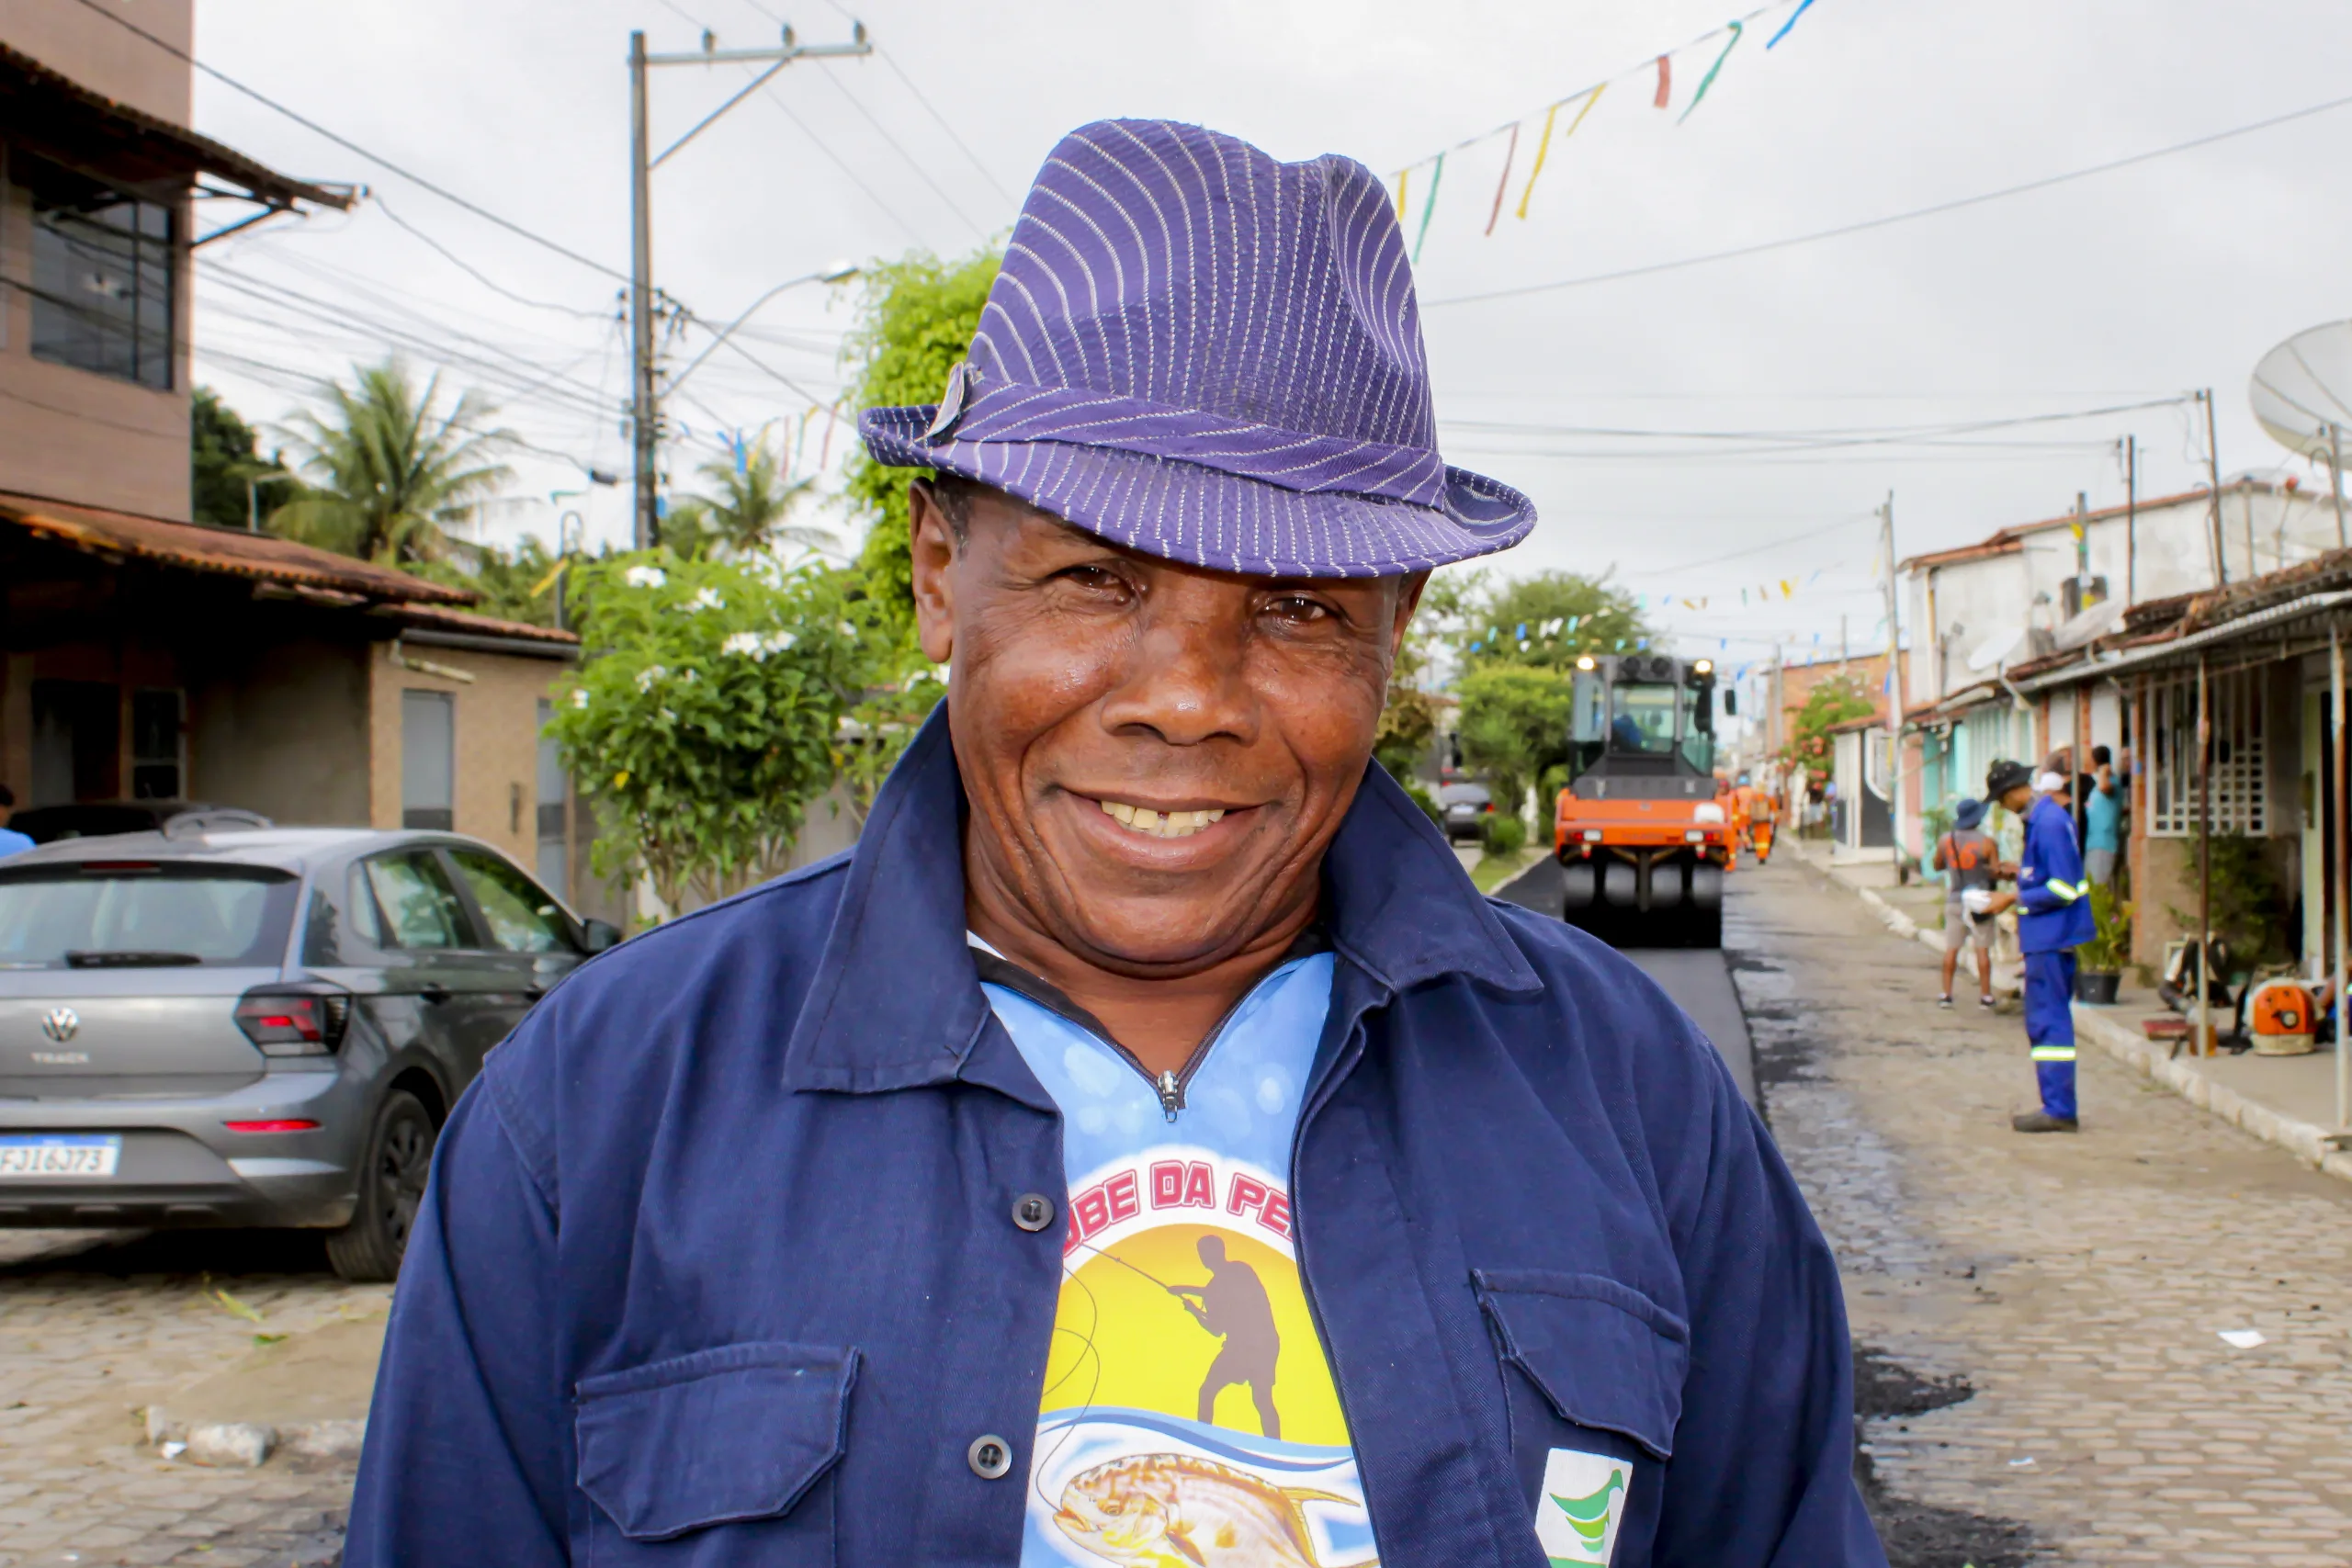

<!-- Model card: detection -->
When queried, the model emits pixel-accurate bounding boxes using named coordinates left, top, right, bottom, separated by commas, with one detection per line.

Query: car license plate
left=0, top=1135, right=121, bottom=1179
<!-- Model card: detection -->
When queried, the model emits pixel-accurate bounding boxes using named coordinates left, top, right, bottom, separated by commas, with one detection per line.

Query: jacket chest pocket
left=574, top=1340, right=855, bottom=1565
left=1473, top=1269, right=1686, bottom=1567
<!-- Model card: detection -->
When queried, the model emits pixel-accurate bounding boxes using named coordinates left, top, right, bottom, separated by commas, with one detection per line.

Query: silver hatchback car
left=0, top=825, right=618, bottom=1280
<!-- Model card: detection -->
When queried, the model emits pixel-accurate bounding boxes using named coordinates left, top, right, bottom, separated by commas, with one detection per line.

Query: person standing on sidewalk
left=1932, top=797, right=2001, bottom=1010
left=2083, top=744, right=2123, bottom=887
left=1983, top=761, right=2094, bottom=1132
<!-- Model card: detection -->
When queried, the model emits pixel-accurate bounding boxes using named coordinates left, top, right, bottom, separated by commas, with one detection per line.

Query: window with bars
left=2147, top=670, right=2267, bottom=836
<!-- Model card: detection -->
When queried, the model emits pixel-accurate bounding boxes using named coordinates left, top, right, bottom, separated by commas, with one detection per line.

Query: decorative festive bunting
left=1412, top=151, right=1445, bottom=263
left=1766, top=0, right=1815, bottom=49
left=1395, top=164, right=1408, bottom=221
left=1679, top=20, right=1744, bottom=123
left=1484, top=121, right=1519, bottom=236
left=1654, top=53, right=1672, bottom=108
left=1516, top=85, right=1605, bottom=221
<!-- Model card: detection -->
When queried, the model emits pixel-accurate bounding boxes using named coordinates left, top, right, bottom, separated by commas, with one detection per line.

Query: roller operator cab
left=1554, top=652, right=1732, bottom=947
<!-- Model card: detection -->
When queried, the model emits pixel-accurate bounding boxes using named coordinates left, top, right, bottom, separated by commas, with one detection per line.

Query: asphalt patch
left=1852, top=1347, right=2036, bottom=1568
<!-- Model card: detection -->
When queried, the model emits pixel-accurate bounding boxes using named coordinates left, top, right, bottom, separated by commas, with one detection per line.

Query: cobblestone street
left=0, top=1232, right=379, bottom=1568
left=1738, top=853, right=2352, bottom=1566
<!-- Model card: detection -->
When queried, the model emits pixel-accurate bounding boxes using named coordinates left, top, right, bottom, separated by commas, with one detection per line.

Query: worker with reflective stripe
left=1984, top=760, right=2095, bottom=1132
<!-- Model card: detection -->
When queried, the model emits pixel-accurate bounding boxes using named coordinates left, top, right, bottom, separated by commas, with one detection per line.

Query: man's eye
left=1266, top=595, right=1332, bottom=624
left=1056, top=564, right=1128, bottom=593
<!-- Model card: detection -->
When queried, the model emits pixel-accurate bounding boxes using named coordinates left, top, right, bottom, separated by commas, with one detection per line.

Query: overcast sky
left=182, top=0, right=2352, bottom=681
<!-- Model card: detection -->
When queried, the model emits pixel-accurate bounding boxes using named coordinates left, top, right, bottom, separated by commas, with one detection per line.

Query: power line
left=1426, top=88, right=2352, bottom=308
left=755, top=77, right=929, bottom=245
left=784, top=0, right=1018, bottom=205
left=63, top=0, right=628, bottom=283
left=812, top=67, right=991, bottom=240
left=372, top=198, right=620, bottom=321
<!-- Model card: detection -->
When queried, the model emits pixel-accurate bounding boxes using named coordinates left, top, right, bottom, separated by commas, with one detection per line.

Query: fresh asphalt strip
left=1492, top=855, right=1759, bottom=1109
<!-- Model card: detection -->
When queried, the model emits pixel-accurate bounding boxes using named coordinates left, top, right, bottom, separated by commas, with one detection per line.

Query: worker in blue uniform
left=1983, top=759, right=2096, bottom=1132
left=345, top=121, right=1885, bottom=1568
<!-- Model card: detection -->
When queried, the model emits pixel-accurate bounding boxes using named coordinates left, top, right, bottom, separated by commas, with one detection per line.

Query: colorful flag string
left=1484, top=121, right=1520, bottom=236
left=1395, top=164, right=1408, bottom=221
left=1412, top=151, right=1445, bottom=263
left=1516, top=84, right=1605, bottom=220
left=1679, top=20, right=1744, bottom=123
left=1653, top=53, right=1672, bottom=109
left=1766, top=0, right=1815, bottom=49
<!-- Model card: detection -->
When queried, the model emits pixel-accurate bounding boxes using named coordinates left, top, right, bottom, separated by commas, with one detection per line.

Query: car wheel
left=325, top=1089, right=436, bottom=1283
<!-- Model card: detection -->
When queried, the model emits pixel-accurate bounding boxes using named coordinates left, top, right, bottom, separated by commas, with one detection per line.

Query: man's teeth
left=1099, top=799, right=1227, bottom=839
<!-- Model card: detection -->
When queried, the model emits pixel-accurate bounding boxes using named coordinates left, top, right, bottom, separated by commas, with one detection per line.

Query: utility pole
left=2199, top=388, right=2227, bottom=586
left=2122, top=434, right=2138, bottom=606
left=1879, top=491, right=1902, bottom=863
left=628, top=22, right=873, bottom=551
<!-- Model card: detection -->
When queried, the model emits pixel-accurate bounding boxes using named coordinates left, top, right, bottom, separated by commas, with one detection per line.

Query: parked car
left=1439, top=781, right=1495, bottom=843
left=10, top=801, right=272, bottom=845
left=0, top=826, right=621, bottom=1280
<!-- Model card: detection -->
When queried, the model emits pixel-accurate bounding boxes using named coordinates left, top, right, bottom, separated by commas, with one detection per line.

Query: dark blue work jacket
left=2017, top=794, right=2095, bottom=953
left=345, top=712, right=1883, bottom=1567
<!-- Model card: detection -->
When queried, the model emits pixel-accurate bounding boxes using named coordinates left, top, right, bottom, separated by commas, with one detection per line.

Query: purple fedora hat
left=858, top=119, right=1535, bottom=578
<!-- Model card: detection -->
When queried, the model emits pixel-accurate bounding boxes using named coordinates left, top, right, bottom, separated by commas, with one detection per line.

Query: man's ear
left=909, top=479, right=957, bottom=665
left=1390, top=570, right=1432, bottom=658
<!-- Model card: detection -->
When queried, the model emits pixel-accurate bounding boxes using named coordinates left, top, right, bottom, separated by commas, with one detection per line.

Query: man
left=346, top=121, right=1882, bottom=1568
left=1931, top=797, right=2001, bottom=1010
left=0, top=786, right=29, bottom=860
left=1983, top=760, right=2094, bottom=1132
left=2083, top=744, right=2123, bottom=887
left=1168, top=1235, right=1283, bottom=1438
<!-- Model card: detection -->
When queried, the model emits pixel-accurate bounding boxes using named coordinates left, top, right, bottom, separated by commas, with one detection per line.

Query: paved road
left=1726, top=852, right=2352, bottom=1566
left=1496, top=855, right=1758, bottom=1105
left=0, top=1230, right=377, bottom=1567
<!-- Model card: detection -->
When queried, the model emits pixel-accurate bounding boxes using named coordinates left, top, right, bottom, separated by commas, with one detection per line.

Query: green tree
left=1441, top=570, right=1648, bottom=672
left=413, top=534, right=568, bottom=626
left=842, top=246, right=1001, bottom=642
left=544, top=553, right=866, bottom=916
left=664, top=435, right=831, bottom=561
left=1782, top=674, right=1874, bottom=771
left=268, top=358, right=514, bottom=565
left=1453, top=663, right=1576, bottom=824
left=190, top=387, right=290, bottom=531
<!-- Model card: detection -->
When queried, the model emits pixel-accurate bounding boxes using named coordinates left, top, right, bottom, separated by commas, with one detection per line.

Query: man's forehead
left=970, top=487, right=1414, bottom=591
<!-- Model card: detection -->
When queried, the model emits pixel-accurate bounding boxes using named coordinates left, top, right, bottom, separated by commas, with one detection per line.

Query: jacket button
left=968, top=1433, right=1013, bottom=1479
left=1012, top=1193, right=1055, bottom=1233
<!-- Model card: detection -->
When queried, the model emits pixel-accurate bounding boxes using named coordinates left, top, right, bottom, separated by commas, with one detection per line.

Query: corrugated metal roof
left=1, top=491, right=473, bottom=604
left=0, top=41, right=350, bottom=211
left=388, top=602, right=579, bottom=646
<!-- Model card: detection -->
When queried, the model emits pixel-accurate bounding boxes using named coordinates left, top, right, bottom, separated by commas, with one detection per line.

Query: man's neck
left=964, top=883, right=1320, bottom=1078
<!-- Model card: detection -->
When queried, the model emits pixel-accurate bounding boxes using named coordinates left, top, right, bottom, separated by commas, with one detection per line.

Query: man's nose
left=1098, top=602, right=1258, bottom=748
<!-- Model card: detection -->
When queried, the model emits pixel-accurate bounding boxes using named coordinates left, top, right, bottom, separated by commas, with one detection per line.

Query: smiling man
left=347, top=121, right=1883, bottom=1568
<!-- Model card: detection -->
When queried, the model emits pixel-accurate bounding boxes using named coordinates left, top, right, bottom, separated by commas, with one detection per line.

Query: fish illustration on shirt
left=1052, top=1452, right=1367, bottom=1568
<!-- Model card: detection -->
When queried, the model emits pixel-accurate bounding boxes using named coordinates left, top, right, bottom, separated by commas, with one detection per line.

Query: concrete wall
left=0, top=1, right=192, bottom=122
left=367, top=640, right=569, bottom=870
left=1905, top=486, right=2343, bottom=709
left=0, top=0, right=198, bottom=521
left=187, top=637, right=369, bottom=825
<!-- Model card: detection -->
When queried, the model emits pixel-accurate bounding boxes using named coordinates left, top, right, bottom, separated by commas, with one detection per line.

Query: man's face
left=910, top=482, right=1424, bottom=976
left=2000, top=784, right=2036, bottom=814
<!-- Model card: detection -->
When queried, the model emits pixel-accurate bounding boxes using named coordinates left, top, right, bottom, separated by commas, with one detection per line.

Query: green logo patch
left=1535, top=1448, right=1632, bottom=1566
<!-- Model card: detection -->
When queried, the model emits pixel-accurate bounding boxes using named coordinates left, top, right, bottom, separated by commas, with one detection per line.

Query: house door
left=29, top=680, right=119, bottom=805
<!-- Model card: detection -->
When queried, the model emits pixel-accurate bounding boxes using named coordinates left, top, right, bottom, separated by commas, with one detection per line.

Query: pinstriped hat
left=858, top=119, right=1536, bottom=578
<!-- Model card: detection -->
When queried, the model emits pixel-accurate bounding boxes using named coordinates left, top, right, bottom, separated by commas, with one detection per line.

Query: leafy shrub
left=1483, top=812, right=1528, bottom=858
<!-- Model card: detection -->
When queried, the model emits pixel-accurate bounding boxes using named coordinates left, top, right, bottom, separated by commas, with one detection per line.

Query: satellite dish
left=2251, top=321, right=2352, bottom=463
left=1967, top=626, right=2026, bottom=672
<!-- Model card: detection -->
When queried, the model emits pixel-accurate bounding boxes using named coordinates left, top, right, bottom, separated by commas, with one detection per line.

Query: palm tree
left=666, top=434, right=831, bottom=559
left=268, top=359, right=514, bottom=566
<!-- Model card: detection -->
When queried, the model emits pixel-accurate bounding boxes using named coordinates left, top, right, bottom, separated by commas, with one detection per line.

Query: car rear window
left=0, top=863, right=299, bottom=969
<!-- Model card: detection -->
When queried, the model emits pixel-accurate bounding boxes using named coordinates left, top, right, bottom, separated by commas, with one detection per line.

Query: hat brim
left=860, top=406, right=1534, bottom=578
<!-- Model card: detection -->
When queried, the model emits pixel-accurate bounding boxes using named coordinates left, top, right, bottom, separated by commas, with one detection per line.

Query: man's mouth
left=1096, top=798, right=1229, bottom=840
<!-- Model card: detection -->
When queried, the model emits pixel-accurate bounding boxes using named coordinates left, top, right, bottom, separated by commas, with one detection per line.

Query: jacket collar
left=781, top=705, right=1540, bottom=1095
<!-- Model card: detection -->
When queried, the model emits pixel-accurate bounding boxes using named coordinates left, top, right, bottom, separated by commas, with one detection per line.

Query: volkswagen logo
left=39, top=1008, right=79, bottom=1043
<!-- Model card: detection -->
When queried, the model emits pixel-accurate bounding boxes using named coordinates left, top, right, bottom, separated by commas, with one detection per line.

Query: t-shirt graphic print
left=980, top=951, right=1375, bottom=1568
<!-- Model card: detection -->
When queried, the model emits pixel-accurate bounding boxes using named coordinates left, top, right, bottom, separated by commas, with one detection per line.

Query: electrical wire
left=62, top=0, right=628, bottom=284
left=371, top=198, right=619, bottom=321
left=1426, top=88, right=2352, bottom=308
left=785, top=0, right=1019, bottom=204
left=754, top=78, right=929, bottom=245
left=811, top=68, right=992, bottom=240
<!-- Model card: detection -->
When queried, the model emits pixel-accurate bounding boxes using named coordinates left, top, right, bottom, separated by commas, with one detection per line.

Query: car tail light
left=1581, top=829, right=1603, bottom=842
left=224, top=1119, right=321, bottom=1134
left=233, top=988, right=351, bottom=1056
left=1483, top=802, right=1495, bottom=813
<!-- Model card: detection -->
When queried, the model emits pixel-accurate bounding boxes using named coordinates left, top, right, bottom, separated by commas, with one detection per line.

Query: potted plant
left=2076, top=882, right=2131, bottom=1005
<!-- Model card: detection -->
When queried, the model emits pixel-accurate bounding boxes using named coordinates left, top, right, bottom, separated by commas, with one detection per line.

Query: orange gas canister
left=2246, top=978, right=2318, bottom=1056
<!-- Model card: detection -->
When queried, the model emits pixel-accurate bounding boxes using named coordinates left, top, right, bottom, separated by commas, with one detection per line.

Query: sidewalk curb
left=1790, top=840, right=2352, bottom=1186
left=2069, top=1007, right=2352, bottom=1187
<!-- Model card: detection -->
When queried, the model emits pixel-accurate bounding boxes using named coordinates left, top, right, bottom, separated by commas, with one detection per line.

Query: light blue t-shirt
left=2084, top=783, right=2121, bottom=852
left=0, top=828, right=33, bottom=861
left=977, top=947, right=1377, bottom=1568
